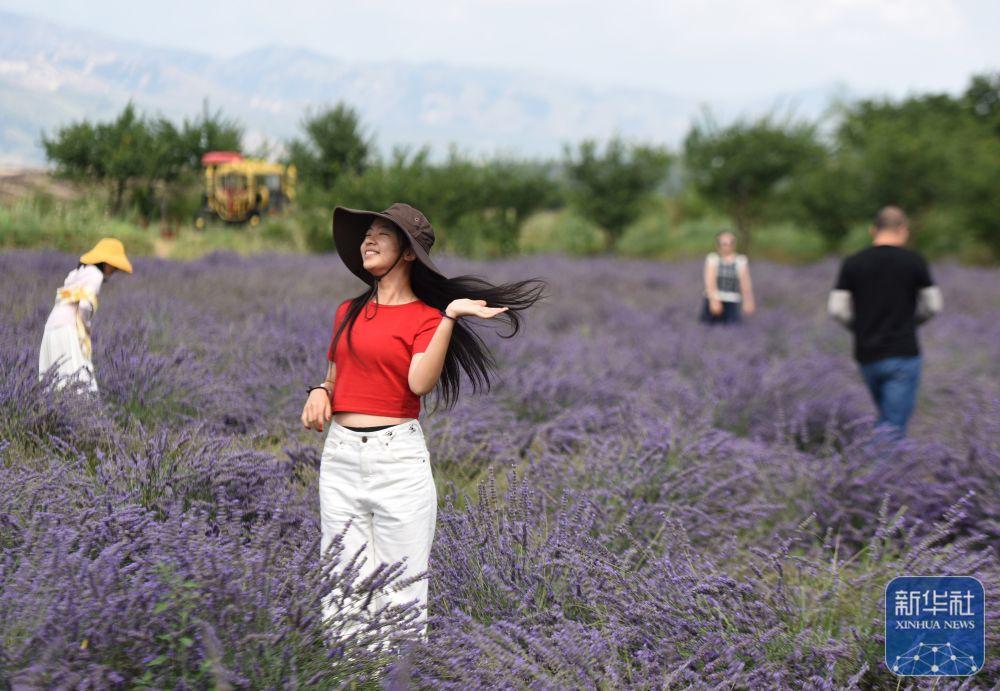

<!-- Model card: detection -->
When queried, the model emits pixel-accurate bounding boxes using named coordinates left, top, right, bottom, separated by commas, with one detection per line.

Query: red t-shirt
left=326, top=299, right=443, bottom=418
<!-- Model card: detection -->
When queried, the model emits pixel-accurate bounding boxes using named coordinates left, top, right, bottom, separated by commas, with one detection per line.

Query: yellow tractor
left=196, top=151, right=296, bottom=228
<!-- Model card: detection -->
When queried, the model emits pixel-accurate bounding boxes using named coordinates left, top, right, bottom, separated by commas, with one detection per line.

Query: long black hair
left=330, top=231, right=545, bottom=409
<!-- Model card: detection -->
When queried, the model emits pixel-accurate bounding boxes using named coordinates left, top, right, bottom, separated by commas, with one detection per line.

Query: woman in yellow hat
left=38, top=238, right=133, bottom=392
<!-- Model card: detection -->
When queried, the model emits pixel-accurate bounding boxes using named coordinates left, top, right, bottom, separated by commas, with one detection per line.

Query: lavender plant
left=1, top=249, right=997, bottom=688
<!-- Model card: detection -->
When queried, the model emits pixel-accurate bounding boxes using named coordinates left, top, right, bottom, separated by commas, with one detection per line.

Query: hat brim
left=79, top=251, right=133, bottom=274
left=332, top=206, right=447, bottom=283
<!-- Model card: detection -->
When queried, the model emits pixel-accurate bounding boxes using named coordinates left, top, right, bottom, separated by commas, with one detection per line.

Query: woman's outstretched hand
left=301, top=389, right=332, bottom=432
left=445, top=299, right=509, bottom=320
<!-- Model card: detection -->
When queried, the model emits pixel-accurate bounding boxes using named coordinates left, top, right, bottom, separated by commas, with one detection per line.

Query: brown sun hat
left=332, top=203, right=447, bottom=283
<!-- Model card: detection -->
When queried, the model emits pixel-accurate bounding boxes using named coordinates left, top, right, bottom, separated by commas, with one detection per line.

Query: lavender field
left=2, top=250, right=998, bottom=689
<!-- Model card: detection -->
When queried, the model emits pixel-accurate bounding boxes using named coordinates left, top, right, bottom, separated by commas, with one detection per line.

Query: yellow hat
left=80, top=238, right=133, bottom=274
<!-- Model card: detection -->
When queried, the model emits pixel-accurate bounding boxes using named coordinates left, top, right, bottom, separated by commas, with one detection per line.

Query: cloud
left=0, top=0, right=994, bottom=100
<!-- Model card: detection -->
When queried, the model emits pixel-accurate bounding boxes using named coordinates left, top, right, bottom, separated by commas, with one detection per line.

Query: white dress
left=38, top=265, right=104, bottom=392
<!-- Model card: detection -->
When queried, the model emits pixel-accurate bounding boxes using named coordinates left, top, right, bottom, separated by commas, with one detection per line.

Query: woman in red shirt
left=300, top=203, right=543, bottom=644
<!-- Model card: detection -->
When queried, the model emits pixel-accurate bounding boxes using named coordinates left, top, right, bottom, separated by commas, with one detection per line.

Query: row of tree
left=42, top=73, right=998, bottom=257
left=683, top=73, right=998, bottom=253
left=288, top=117, right=672, bottom=254
left=42, top=103, right=243, bottom=219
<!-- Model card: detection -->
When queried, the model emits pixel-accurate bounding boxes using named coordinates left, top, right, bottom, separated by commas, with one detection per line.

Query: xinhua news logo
left=885, top=576, right=985, bottom=677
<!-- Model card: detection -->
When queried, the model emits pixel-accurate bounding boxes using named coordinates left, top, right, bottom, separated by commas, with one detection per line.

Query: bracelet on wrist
left=440, top=309, right=458, bottom=321
left=307, top=385, right=331, bottom=396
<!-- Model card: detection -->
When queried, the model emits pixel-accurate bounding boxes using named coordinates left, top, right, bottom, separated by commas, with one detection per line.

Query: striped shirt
left=705, top=253, right=747, bottom=303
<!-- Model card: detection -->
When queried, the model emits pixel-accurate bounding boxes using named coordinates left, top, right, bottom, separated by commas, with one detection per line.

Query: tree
left=325, top=146, right=560, bottom=257
left=42, top=101, right=245, bottom=220
left=953, top=74, right=999, bottom=253
left=40, top=121, right=99, bottom=180
left=787, top=152, right=861, bottom=249
left=683, top=113, right=823, bottom=249
left=831, top=75, right=999, bottom=255
left=43, top=102, right=156, bottom=213
left=178, top=100, right=244, bottom=169
left=563, top=137, right=671, bottom=241
left=834, top=95, right=961, bottom=217
left=287, top=104, right=371, bottom=188
left=963, top=72, right=1000, bottom=136
left=133, top=117, right=189, bottom=220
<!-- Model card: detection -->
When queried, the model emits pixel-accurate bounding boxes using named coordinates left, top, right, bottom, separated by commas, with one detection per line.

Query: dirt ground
left=0, top=168, right=83, bottom=205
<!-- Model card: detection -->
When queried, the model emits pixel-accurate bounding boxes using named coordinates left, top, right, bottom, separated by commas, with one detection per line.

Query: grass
left=3, top=190, right=994, bottom=266
left=616, top=197, right=831, bottom=263
left=0, top=196, right=156, bottom=255
left=0, top=194, right=313, bottom=259
left=153, top=220, right=311, bottom=259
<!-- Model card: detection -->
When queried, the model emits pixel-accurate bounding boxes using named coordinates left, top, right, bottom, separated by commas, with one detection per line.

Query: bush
left=443, top=210, right=520, bottom=259
left=912, top=207, right=995, bottom=264
left=297, top=205, right=335, bottom=254
left=518, top=210, right=607, bottom=256
left=164, top=225, right=303, bottom=260
left=616, top=211, right=672, bottom=258
left=617, top=208, right=727, bottom=260
left=164, top=182, right=204, bottom=225
left=563, top=137, right=671, bottom=240
left=750, top=221, right=828, bottom=263
left=836, top=213, right=996, bottom=264
left=616, top=204, right=829, bottom=263
left=0, top=196, right=155, bottom=256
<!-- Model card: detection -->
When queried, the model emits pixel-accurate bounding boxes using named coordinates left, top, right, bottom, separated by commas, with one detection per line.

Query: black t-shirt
left=834, top=245, right=935, bottom=363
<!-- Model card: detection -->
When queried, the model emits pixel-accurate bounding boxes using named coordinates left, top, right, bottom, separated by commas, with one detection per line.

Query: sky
left=1, top=0, right=997, bottom=101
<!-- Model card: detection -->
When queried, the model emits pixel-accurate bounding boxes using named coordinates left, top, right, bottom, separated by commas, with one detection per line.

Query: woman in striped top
left=700, top=231, right=755, bottom=325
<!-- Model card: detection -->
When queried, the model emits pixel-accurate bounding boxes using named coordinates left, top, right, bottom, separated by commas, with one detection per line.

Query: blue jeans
left=858, top=356, right=922, bottom=438
left=699, top=298, right=742, bottom=325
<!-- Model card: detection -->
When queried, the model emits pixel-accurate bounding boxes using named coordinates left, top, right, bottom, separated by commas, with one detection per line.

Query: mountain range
left=0, top=9, right=844, bottom=167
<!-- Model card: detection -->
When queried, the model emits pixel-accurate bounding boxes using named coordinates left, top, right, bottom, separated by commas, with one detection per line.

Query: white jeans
left=318, top=419, right=437, bottom=641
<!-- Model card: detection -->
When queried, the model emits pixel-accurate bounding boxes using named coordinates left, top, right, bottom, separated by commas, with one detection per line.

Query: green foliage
left=24, top=73, right=1000, bottom=264
left=163, top=182, right=205, bottom=226
left=446, top=210, right=518, bottom=258
left=615, top=199, right=827, bottom=263
left=745, top=220, right=827, bottom=264
left=0, top=193, right=312, bottom=261
left=563, top=137, right=671, bottom=240
left=324, top=146, right=432, bottom=211
left=325, top=147, right=561, bottom=258
left=616, top=206, right=672, bottom=258
left=783, top=155, right=859, bottom=250
left=519, top=210, right=608, bottom=256
left=0, top=195, right=154, bottom=255
left=295, top=204, right=336, bottom=254
left=909, top=207, right=995, bottom=264
left=835, top=95, right=961, bottom=214
left=287, top=103, right=371, bottom=188
left=42, top=103, right=151, bottom=212
left=162, top=222, right=309, bottom=260
left=683, top=112, right=824, bottom=250
left=815, top=72, right=999, bottom=258
left=136, top=566, right=214, bottom=688
left=178, top=100, right=244, bottom=169
left=41, top=101, right=243, bottom=221
left=965, top=73, right=1000, bottom=136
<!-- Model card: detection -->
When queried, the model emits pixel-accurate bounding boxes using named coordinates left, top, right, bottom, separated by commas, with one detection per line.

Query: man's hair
left=873, top=206, right=908, bottom=231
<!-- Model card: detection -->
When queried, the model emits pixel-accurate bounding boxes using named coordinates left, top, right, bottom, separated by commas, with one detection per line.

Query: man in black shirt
left=828, top=206, right=943, bottom=438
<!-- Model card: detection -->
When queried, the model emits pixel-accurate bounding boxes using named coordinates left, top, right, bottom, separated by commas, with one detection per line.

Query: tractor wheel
left=249, top=213, right=261, bottom=227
